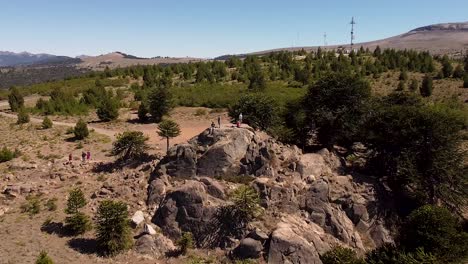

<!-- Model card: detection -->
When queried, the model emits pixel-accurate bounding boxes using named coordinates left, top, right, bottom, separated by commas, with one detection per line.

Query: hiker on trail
left=239, top=113, right=243, bottom=123
left=81, top=152, right=86, bottom=162
left=210, top=121, right=216, bottom=135
left=86, top=151, right=91, bottom=161
left=217, top=116, right=221, bottom=128
left=236, top=120, right=240, bottom=128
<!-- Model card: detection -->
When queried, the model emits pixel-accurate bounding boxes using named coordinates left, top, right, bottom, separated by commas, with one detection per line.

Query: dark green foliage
left=148, top=85, right=172, bottom=122
left=303, top=72, right=371, bottom=147
left=137, top=101, right=149, bottom=121
left=441, top=55, right=453, bottom=78
left=65, top=188, right=86, bottom=214
left=17, top=109, right=30, bottom=124
left=282, top=99, right=311, bottom=148
left=365, top=100, right=467, bottom=211
left=112, top=131, right=149, bottom=160
left=157, top=119, right=181, bottom=153
left=36, top=87, right=89, bottom=115
left=74, top=119, right=89, bottom=140
left=0, top=146, right=16, bottom=162
left=320, top=246, right=365, bottom=264
left=399, top=205, right=468, bottom=262
left=36, top=250, right=54, bottom=264
left=419, top=75, right=433, bottom=97
left=203, top=186, right=261, bottom=247
left=96, top=96, right=119, bottom=121
left=228, top=94, right=279, bottom=130
left=366, top=244, right=437, bottom=264
left=464, top=54, right=468, bottom=72
left=42, top=116, right=53, bottom=129
left=463, top=73, right=468, bottom=88
left=96, top=200, right=133, bottom=256
left=453, top=64, right=464, bottom=79
left=64, top=188, right=91, bottom=235
left=176, top=232, right=194, bottom=255
left=82, top=84, right=107, bottom=107
left=8, top=86, right=24, bottom=112
left=65, top=212, right=92, bottom=235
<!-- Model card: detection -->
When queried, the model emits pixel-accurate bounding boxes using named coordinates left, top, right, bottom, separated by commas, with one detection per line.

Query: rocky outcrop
left=150, top=127, right=301, bottom=180
left=135, top=234, right=175, bottom=257
left=147, top=127, right=394, bottom=262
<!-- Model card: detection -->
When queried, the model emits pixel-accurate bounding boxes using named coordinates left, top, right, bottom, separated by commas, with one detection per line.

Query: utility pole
left=323, top=32, right=327, bottom=47
left=350, top=17, right=356, bottom=49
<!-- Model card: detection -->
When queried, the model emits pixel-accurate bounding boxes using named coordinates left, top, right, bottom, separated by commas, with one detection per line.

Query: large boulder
left=135, top=234, right=175, bottom=257
left=152, top=180, right=222, bottom=242
left=233, top=237, right=264, bottom=259
left=268, top=215, right=337, bottom=264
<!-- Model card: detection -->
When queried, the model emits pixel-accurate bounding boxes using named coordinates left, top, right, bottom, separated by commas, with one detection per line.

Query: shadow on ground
left=67, top=238, right=98, bottom=255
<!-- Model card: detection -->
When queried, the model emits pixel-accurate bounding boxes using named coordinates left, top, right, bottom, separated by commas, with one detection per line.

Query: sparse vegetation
left=21, top=195, right=41, bottom=217
left=44, top=198, right=57, bottom=211
left=176, top=232, right=194, bottom=255
left=35, top=250, right=54, bottom=264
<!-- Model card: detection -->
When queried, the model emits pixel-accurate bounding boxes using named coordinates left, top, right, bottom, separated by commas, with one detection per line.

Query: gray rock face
left=148, top=126, right=394, bottom=258
left=135, top=234, right=175, bottom=257
left=233, top=237, right=263, bottom=259
left=152, top=180, right=220, bottom=242
left=268, top=215, right=335, bottom=264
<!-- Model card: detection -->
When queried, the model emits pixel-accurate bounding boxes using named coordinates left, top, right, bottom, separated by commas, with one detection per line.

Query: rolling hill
left=220, top=21, right=468, bottom=59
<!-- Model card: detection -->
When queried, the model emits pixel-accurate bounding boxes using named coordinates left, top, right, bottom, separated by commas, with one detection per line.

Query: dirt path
left=0, top=99, right=231, bottom=153
left=0, top=111, right=117, bottom=139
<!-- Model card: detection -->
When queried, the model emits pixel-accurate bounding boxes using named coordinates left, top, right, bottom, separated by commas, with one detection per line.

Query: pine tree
left=463, top=73, right=468, bottom=88
left=157, top=119, right=181, bottom=153
left=8, top=87, right=24, bottom=112
left=420, top=75, right=433, bottom=97
left=453, top=64, right=465, bottom=79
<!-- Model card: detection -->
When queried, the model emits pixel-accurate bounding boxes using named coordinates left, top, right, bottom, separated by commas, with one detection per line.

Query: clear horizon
left=1, top=0, right=467, bottom=58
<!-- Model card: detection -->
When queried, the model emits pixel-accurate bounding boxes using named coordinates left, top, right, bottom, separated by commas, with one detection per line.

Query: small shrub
left=35, top=250, right=54, bottom=264
left=194, top=108, right=207, bottom=116
left=96, top=97, right=119, bottom=122
left=0, top=146, right=16, bottom=163
left=176, top=232, right=194, bottom=255
left=74, top=119, right=89, bottom=140
left=45, top=198, right=57, bottom=211
left=17, top=109, right=30, bottom=124
left=320, top=246, right=365, bottom=264
left=65, top=127, right=75, bottom=134
left=420, top=75, right=433, bottom=97
left=76, top=142, right=83, bottom=149
left=42, top=216, right=53, bottom=228
left=21, top=195, right=41, bottom=216
left=42, top=116, right=53, bottom=129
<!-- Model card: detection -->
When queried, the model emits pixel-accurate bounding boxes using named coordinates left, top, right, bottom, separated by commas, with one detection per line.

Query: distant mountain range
left=218, top=21, right=468, bottom=59
left=1, top=21, right=468, bottom=68
left=0, top=51, right=81, bottom=67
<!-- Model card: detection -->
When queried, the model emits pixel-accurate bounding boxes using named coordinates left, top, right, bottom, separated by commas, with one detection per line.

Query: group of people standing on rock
left=68, top=151, right=91, bottom=164
left=209, top=113, right=243, bottom=135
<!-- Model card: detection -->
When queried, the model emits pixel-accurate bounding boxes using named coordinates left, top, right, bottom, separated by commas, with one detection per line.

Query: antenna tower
left=323, top=32, right=327, bottom=47
left=350, top=17, right=356, bottom=49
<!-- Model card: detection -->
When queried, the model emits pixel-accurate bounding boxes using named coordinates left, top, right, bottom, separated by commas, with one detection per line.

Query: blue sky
left=1, top=0, right=467, bottom=58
